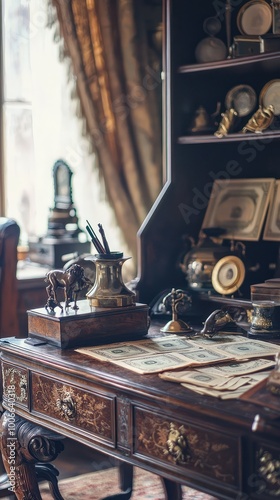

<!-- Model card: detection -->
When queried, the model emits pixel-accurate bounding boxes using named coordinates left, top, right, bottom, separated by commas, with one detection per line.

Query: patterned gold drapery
left=51, top=0, right=163, bottom=262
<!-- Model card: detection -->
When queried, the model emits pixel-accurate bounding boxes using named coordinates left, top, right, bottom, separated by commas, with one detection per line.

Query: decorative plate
left=225, top=84, right=257, bottom=117
left=211, top=255, right=246, bottom=295
left=237, top=1, right=272, bottom=36
left=260, top=80, right=280, bottom=116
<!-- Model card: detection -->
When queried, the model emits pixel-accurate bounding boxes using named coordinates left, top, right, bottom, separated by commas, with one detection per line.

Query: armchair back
left=0, top=217, right=20, bottom=337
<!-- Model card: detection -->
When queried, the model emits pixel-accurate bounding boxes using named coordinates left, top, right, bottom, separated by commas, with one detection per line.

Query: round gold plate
left=237, top=1, right=272, bottom=36
left=260, top=79, right=280, bottom=116
left=211, top=255, right=245, bottom=295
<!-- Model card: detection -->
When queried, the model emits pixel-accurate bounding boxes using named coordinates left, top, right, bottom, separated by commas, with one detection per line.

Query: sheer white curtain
left=3, top=0, right=131, bottom=273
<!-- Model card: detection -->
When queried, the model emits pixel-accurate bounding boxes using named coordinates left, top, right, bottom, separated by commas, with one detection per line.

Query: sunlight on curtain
left=3, top=0, right=130, bottom=273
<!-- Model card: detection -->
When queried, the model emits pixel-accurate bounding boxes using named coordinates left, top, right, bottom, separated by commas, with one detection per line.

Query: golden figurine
left=45, top=264, right=92, bottom=311
left=214, top=108, right=238, bottom=138
left=242, top=104, right=274, bottom=133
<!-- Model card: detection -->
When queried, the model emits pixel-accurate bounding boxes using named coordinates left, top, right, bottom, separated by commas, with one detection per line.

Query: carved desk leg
left=161, top=477, right=182, bottom=500
left=100, top=463, right=133, bottom=500
left=0, top=412, right=64, bottom=500
left=118, top=462, right=133, bottom=493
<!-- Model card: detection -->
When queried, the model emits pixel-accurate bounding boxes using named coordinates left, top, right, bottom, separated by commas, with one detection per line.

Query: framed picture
left=201, top=178, right=275, bottom=241
left=263, top=179, right=280, bottom=240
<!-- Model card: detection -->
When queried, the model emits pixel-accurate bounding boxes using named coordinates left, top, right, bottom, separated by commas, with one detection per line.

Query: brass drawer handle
left=164, top=423, right=190, bottom=464
left=258, top=449, right=280, bottom=492
left=56, top=392, right=76, bottom=420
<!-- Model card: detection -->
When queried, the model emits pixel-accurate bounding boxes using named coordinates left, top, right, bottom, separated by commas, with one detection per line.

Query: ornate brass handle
left=164, top=423, right=190, bottom=464
left=56, top=392, right=76, bottom=420
left=258, top=449, right=280, bottom=495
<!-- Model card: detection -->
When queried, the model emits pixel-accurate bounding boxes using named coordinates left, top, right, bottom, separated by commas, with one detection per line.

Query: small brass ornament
left=248, top=300, right=280, bottom=339
left=242, top=104, right=274, bottom=133
left=214, top=108, right=238, bottom=137
left=160, top=288, right=194, bottom=334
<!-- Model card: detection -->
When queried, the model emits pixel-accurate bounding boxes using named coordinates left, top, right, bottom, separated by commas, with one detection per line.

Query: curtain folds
left=51, top=0, right=163, bottom=261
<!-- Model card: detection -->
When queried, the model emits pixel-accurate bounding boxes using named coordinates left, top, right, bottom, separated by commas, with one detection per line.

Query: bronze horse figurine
left=45, top=264, right=92, bottom=311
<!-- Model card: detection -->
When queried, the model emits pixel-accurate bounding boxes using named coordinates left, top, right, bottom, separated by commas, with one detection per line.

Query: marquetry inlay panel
left=134, top=408, right=240, bottom=486
left=117, top=396, right=130, bottom=451
left=31, top=373, right=115, bottom=442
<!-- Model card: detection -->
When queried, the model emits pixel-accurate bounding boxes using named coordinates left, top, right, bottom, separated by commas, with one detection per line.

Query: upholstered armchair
left=0, top=217, right=20, bottom=338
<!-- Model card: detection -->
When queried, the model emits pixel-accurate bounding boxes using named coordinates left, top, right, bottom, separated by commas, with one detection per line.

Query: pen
left=86, top=220, right=105, bottom=254
left=98, top=223, right=111, bottom=254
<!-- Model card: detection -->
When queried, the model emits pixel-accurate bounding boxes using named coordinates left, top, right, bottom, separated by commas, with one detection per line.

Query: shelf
left=178, top=52, right=280, bottom=74
left=198, top=292, right=252, bottom=309
left=178, top=129, right=280, bottom=144
left=137, top=0, right=280, bottom=306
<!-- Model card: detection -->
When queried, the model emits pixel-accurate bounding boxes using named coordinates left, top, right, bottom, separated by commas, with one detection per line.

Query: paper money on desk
left=76, top=351, right=235, bottom=375
left=160, top=364, right=273, bottom=399
left=159, top=359, right=275, bottom=383
left=76, top=335, right=279, bottom=374
left=195, top=358, right=275, bottom=376
left=181, top=371, right=270, bottom=400
left=182, top=372, right=270, bottom=400
left=76, top=347, right=235, bottom=374
left=208, top=340, right=280, bottom=359
left=77, top=336, right=202, bottom=361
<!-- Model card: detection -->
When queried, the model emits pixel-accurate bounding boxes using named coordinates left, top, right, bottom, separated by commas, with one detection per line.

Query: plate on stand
left=260, top=80, right=280, bottom=116
left=237, top=0, right=272, bottom=36
left=225, top=84, right=257, bottom=117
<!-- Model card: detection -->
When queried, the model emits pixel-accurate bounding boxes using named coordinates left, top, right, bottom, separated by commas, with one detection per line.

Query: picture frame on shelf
left=263, top=179, right=280, bottom=241
left=201, top=178, right=275, bottom=241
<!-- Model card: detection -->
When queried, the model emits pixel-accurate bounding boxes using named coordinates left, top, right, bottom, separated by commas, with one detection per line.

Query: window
left=1, top=0, right=127, bottom=262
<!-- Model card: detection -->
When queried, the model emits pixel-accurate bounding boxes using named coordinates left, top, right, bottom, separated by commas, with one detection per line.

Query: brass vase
left=86, top=252, right=136, bottom=308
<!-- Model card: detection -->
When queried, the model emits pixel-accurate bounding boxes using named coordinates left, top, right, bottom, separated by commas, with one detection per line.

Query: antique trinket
left=160, top=288, right=194, bottom=334
left=247, top=300, right=280, bottom=339
left=86, top=252, right=136, bottom=308
left=28, top=160, right=90, bottom=268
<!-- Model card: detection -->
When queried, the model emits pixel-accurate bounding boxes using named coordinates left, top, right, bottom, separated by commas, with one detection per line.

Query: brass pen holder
left=86, top=252, right=136, bottom=308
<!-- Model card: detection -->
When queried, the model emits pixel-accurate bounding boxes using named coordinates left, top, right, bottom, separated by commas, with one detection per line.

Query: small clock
left=211, top=255, right=246, bottom=295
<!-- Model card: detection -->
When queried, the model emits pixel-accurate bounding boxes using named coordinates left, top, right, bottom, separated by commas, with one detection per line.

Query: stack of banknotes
left=77, top=333, right=278, bottom=399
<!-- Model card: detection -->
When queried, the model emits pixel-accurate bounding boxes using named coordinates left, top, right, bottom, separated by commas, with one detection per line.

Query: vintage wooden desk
left=0, top=326, right=280, bottom=500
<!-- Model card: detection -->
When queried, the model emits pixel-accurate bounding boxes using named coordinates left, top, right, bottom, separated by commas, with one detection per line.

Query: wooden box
left=251, top=281, right=280, bottom=303
left=28, top=239, right=90, bottom=268
left=27, top=300, right=150, bottom=348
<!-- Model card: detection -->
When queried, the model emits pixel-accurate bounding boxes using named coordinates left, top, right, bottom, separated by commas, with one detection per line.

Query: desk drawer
left=2, top=362, right=28, bottom=408
left=31, top=373, right=115, bottom=444
left=134, top=407, right=240, bottom=488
